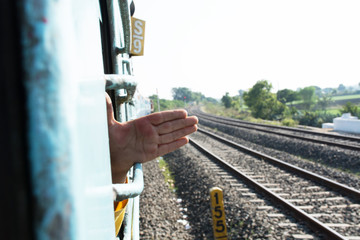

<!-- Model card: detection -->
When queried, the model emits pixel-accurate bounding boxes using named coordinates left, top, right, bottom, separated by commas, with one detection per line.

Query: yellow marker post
left=130, top=17, right=145, bottom=56
left=210, top=187, right=228, bottom=240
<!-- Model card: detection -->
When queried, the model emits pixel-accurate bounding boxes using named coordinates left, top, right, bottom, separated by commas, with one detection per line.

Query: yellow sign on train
left=210, top=187, right=228, bottom=240
left=131, top=17, right=145, bottom=56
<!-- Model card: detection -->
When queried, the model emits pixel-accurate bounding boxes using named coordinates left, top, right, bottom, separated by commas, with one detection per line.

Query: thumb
left=105, top=92, right=116, bottom=126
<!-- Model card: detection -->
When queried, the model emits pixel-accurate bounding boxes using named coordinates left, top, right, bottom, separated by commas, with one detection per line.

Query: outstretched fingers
left=157, top=137, right=189, bottom=156
left=156, top=116, right=198, bottom=135
left=158, top=124, right=198, bottom=144
left=147, top=109, right=188, bottom=125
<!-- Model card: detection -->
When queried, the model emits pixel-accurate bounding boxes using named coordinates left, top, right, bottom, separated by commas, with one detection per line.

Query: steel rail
left=189, top=137, right=348, bottom=240
left=193, top=110, right=360, bottom=143
left=195, top=113, right=360, bottom=151
left=197, top=128, right=360, bottom=199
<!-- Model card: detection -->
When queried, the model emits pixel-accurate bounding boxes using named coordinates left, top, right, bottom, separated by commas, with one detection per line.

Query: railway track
left=191, top=110, right=360, bottom=151
left=189, top=128, right=360, bottom=239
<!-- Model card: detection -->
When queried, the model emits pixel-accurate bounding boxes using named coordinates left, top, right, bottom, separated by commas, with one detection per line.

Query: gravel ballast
left=139, top=119, right=360, bottom=239
left=140, top=158, right=194, bottom=239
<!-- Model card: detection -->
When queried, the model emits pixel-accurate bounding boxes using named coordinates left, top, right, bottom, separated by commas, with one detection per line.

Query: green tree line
left=220, top=80, right=360, bottom=127
left=148, top=83, right=360, bottom=128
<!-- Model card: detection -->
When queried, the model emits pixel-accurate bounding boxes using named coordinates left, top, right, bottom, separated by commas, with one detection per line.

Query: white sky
left=132, top=0, right=360, bottom=100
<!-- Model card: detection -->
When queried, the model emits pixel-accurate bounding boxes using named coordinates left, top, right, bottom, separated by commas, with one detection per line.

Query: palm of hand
left=106, top=94, right=198, bottom=183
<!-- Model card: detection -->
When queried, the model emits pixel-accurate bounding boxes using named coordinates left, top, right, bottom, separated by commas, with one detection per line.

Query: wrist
left=112, top=170, right=128, bottom=184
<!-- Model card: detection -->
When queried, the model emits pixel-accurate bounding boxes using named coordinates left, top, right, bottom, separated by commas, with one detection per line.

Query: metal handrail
left=105, top=74, right=136, bottom=91
left=105, top=0, right=144, bottom=238
left=112, top=163, right=144, bottom=201
left=106, top=73, right=144, bottom=202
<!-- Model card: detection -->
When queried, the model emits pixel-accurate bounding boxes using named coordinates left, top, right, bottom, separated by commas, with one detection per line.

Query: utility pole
left=156, top=88, right=160, bottom=112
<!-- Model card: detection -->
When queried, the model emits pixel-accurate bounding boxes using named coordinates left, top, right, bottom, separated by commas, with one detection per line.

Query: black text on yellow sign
left=130, top=17, right=145, bottom=56
left=210, top=187, right=228, bottom=240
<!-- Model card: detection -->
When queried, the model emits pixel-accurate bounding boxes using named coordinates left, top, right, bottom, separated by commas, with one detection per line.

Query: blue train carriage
left=0, top=0, right=148, bottom=239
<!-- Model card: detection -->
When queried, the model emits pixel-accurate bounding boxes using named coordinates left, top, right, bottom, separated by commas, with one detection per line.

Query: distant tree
left=205, top=97, right=218, bottom=104
left=298, top=111, right=320, bottom=127
left=299, top=86, right=316, bottom=110
left=221, top=92, right=232, bottom=108
left=149, top=94, right=185, bottom=111
left=310, top=86, right=322, bottom=97
left=172, top=87, right=193, bottom=102
left=338, top=84, right=346, bottom=92
left=171, top=87, right=209, bottom=104
left=237, top=90, right=246, bottom=110
left=149, top=94, right=157, bottom=101
left=243, top=80, right=272, bottom=108
left=340, top=102, right=359, bottom=117
left=238, top=89, right=245, bottom=97
left=322, top=88, right=334, bottom=94
left=318, top=93, right=333, bottom=112
left=276, top=89, right=300, bottom=104
left=348, top=86, right=354, bottom=93
left=231, top=95, right=242, bottom=110
left=243, top=80, right=286, bottom=120
left=191, top=91, right=205, bottom=104
left=221, top=93, right=243, bottom=110
left=311, top=86, right=321, bottom=91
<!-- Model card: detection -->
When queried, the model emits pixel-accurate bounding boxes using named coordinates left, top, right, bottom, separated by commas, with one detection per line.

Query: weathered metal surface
left=118, top=0, right=131, bottom=53
left=104, top=74, right=136, bottom=91
left=105, top=2, right=146, bottom=239
left=105, top=0, right=148, bottom=239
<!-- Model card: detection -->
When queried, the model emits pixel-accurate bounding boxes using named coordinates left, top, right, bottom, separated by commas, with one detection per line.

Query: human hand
left=106, top=94, right=198, bottom=183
